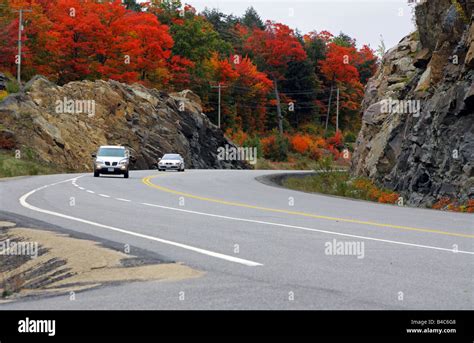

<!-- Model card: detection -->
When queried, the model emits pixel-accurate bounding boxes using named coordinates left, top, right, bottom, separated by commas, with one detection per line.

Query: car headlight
left=119, top=159, right=129, bottom=165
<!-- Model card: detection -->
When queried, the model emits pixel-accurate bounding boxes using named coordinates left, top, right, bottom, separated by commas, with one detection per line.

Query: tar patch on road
left=0, top=211, right=203, bottom=302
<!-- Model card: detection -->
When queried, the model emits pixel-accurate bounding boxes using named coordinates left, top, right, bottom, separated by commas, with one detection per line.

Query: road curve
left=0, top=170, right=472, bottom=310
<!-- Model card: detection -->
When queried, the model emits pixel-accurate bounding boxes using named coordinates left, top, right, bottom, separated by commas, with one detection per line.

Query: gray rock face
left=352, top=0, right=473, bottom=206
left=0, top=76, right=248, bottom=171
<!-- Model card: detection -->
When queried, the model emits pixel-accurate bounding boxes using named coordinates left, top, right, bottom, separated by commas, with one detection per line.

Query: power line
left=205, top=94, right=333, bottom=106
left=205, top=100, right=329, bottom=110
left=229, top=84, right=322, bottom=95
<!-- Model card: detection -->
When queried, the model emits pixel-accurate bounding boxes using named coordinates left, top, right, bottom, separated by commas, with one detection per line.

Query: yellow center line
left=142, top=174, right=474, bottom=239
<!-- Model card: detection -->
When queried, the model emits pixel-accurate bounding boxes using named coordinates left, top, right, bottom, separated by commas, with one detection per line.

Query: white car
left=157, top=154, right=185, bottom=172
left=92, top=146, right=130, bottom=178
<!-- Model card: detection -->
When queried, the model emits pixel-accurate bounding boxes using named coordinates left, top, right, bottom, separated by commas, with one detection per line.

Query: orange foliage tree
left=0, top=0, right=193, bottom=88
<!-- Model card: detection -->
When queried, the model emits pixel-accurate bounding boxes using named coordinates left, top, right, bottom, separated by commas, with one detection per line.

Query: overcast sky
left=142, top=0, right=416, bottom=51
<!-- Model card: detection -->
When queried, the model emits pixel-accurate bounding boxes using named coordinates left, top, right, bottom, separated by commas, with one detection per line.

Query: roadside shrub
left=344, top=132, right=357, bottom=143
left=447, top=203, right=461, bottom=212
left=326, top=144, right=340, bottom=159
left=290, top=134, right=312, bottom=154
left=261, top=135, right=276, bottom=158
left=0, top=135, right=16, bottom=149
left=226, top=128, right=248, bottom=146
left=283, top=171, right=402, bottom=206
left=368, top=188, right=382, bottom=201
left=324, top=131, right=344, bottom=159
left=243, top=135, right=262, bottom=158
left=273, top=134, right=289, bottom=162
left=327, top=131, right=344, bottom=149
left=316, top=155, right=333, bottom=172
left=313, top=137, right=326, bottom=148
left=299, top=123, right=323, bottom=136
left=323, top=128, right=335, bottom=139
left=432, top=198, right=474, bottom=213
left=2, top=290, right=13, bottom=298
left=309, top=145, right=322, bottom=161
left=467, top=200, right=474, bottom=213
left=0, top=90, right=8, bottom=102
left=378, top=192, right=400, bottom=204
left=6, top=80, right=19, bottom=94
left=262, top=133, right=289, bottom=161
left=351, top=178, right=399, bottom=204
left=432, top=197, right=451, bottom=210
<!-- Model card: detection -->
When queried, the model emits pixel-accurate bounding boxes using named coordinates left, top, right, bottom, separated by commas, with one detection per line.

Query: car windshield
left=163, top=154, right=180, bottom=160
left=98, top=148, right=126, bottom=158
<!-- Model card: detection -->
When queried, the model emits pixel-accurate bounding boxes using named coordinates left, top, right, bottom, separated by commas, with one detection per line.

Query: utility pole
left=336, top=87, right=340, bottom=132
left=14, top=8, right=32, bottom=88
left=211, top=83, right=227, bottom=129
left=324, top=83, right=334, bottom=134
left=274, top=78, right=283, bottom=135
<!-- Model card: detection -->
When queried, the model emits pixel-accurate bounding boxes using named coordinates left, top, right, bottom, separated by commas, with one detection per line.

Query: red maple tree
left=244, top=21, right=307, bottom=80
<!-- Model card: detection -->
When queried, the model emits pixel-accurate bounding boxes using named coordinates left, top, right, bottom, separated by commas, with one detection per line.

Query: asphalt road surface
left=0, top=170, right=472, bottom=309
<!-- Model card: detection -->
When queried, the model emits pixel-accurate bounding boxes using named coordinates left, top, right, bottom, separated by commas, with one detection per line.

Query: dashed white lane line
left=116, top=198, right=131, bottom=202
left=19, top=176, right=263, bottom=267
left=86, top=190, right=95, bottom=194
left=72, top=175, right=474, bottom=256
left=139, top=203, right=474, bottom=255
left=98, top=194, right=110, bottom=198
left=78, top=187, right=85, bottom=190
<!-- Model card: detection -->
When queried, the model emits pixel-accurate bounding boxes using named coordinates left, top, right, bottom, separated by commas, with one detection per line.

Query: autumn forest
left=0, top=0, right=379, bottom=164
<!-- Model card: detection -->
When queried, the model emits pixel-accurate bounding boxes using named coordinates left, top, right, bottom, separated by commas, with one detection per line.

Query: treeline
left=0, top=0, right=377, bottom=136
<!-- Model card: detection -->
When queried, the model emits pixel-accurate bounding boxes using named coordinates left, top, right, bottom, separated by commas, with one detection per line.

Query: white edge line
left=140, top=203, right=474, bottom=256
left=19, top=177, right=262, bottom=267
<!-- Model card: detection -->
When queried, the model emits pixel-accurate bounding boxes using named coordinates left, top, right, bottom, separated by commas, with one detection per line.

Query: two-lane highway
left=0, top=170, right=472, bottom=309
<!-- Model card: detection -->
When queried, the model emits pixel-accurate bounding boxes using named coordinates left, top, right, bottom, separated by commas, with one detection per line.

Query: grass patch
left=6, top=80, right=19, bottom=94
left=256, top=155, right=317, bottom=170
left=283, top=158, right=400, bottom=204
left=284, top=170, right=353, bottom=196
left=0, top=149, right=60, bottom=178
left=255, top=153, right=350, bottom=171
